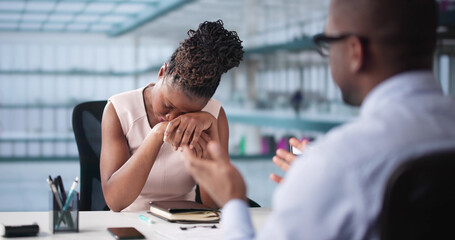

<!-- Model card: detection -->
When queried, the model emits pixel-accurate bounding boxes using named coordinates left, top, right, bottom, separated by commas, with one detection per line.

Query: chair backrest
left=72, top=100, right=109, bottom=211
left=380, top=150, right=455, bottom=240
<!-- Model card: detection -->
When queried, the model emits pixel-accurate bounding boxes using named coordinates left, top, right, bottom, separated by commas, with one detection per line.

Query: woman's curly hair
left=166, top=20, right=244, bottom=99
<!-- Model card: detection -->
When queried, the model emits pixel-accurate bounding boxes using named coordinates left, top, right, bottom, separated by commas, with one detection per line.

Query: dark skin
left=329, top=0, right=433, bottom=106
left=100, top=64, right=229, bottom=212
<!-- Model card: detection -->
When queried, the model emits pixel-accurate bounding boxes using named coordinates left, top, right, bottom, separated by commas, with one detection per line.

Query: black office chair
left=380, top=150, right=455, bottom=240
left=72, top=100, right=109, bottom=211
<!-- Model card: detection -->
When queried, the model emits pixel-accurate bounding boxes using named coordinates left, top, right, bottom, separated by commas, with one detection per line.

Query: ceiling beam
left=0, top=0, right=158, bottom=4
left=107, top=0, right=195, bottom=37
left=0, top=28, right=105, bottom=33
left=0, top=10, right=135, bottom=16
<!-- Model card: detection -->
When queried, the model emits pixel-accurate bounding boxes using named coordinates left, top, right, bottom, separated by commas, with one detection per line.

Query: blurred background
left=0, top=0, right=454, bottom=211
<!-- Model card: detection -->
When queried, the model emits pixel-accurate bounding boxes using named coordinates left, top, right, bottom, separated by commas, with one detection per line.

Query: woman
left=100, top=20, right=243, bottom=212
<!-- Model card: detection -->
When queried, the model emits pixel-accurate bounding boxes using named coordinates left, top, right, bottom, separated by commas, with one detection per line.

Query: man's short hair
left=370, top=0, right=438, bottom=61
left=336, top=0, right=438, bottom=67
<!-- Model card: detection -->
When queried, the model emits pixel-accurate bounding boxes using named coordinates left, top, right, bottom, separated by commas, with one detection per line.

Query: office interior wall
left=0, top=33, right=175, bottom=159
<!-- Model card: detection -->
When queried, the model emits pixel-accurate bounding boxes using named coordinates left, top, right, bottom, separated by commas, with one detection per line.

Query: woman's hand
left=164, top=112, right=216, bottom=151
left=164, top=127, right=211, bottom=158
left=189, top=132, right=211, bottom=159
left=270, top=137, right=309, bottom=184
left=149, top=121, right=169, bottom=140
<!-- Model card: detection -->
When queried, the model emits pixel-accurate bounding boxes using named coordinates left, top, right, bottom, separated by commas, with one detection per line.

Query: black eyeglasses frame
left=313, top=33, right=369, bottom=57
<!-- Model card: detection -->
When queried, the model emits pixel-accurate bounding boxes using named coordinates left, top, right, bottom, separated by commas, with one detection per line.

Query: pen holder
left=49, top=191, right=79, bottom=233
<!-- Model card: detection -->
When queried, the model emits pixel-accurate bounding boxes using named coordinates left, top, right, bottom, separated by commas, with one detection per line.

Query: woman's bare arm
left=100, top=102, right=167, bottom=212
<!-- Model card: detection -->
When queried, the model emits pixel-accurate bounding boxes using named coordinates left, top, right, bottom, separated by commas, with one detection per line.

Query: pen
left=56, top=177, right=77, bottom=229
left=139, top=215, right=154, bottom=224
left=47, top=176, right=69, bottom=228
left=46, top=176, right=64, bottom=210
left=63, top=177, right=78, bottom=211
left=54, top=176, right=67, bottom=203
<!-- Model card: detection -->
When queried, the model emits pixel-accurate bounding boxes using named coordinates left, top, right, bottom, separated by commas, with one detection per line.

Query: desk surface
left=0, top=208, right=271, bottom=239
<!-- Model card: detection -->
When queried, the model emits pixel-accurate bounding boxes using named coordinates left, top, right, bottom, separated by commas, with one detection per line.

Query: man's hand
left=270, top=137, right=309, bottom=184
left=164, top=112, right=217, bottom=151
left=183, top=141, right=247, bottom=207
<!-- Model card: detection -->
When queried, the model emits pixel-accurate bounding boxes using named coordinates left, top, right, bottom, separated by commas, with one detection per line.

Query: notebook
left=149, top=200, right=220, bottom=223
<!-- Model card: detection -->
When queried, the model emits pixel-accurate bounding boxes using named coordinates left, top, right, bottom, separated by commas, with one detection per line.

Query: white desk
left=0, top=208, right=271, bottom=239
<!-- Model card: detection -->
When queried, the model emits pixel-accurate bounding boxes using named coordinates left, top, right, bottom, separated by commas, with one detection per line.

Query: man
left=183, top=0, right=455, bottom=239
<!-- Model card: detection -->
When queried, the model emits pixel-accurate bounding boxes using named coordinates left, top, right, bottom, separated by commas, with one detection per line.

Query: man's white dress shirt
left=222, top=71, right=455, bottom=240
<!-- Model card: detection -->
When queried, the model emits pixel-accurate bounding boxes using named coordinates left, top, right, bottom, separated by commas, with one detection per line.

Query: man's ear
left=348, top=37, right=365, bottom=73
left=158, top=63, right=168, bottom=80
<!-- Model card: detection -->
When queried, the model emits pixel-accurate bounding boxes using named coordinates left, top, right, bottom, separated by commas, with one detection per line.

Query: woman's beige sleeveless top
left=108, top=86, right=221, bottom=211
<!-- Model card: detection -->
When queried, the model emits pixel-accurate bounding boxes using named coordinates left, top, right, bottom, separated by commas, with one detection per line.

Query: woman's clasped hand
left=163, top=111, right=217, bottom=159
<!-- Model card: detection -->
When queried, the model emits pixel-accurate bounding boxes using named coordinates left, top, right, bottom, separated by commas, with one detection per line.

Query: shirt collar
left=360, top=70, right=442, bottom=117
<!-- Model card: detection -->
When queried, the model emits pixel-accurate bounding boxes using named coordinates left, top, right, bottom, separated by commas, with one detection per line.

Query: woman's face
left=151, top=78, right=207, bottom=122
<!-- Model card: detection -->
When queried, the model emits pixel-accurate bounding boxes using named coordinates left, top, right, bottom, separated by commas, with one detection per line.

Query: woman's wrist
left=147, top=127, right=166, bottom=144
left=149, top=122, right=168, bottom=141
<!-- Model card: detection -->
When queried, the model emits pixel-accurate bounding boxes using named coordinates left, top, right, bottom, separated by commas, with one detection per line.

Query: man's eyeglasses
left=313, top=33, right=368, bottom=57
